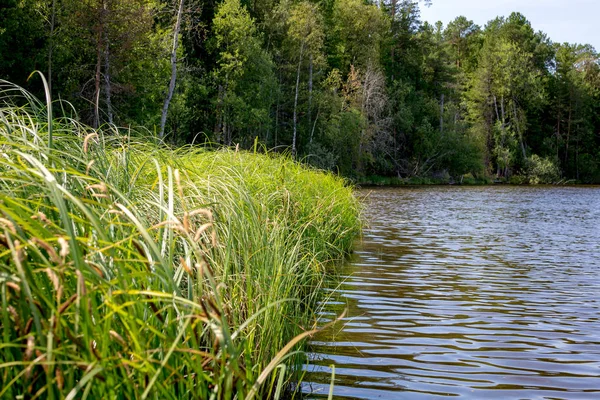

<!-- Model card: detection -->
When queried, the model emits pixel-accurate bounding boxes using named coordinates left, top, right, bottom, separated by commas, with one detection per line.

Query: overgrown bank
left=0, top=83, right=361, bottom=399
left=359, top=167, right=573, bottom=186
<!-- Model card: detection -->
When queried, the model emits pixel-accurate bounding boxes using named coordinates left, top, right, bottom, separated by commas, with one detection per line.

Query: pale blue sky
left=420, top=0, right=599, bottom=51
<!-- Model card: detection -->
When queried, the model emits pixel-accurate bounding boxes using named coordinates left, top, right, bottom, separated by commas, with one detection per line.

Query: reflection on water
left=303, top=186, right=600, bottom=399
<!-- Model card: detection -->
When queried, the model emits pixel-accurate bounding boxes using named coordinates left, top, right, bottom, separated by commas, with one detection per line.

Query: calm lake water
left=303, top=186, right=600, bottom=399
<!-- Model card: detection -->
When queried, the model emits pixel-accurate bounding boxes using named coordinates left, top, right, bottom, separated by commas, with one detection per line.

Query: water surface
left=303, top=186, right=600, bottom=399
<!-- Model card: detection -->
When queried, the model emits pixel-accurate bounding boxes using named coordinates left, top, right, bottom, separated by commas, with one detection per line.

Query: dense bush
left=526, top=154, right=561, bottom=184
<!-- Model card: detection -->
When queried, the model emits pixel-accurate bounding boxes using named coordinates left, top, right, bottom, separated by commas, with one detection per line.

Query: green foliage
left=443, top=16, right=482, bottom=73
left=525, top=154, right=561, bottom=184
left=1, top=0, right=599, bottom=183
left=0, top=0, right=46, bottom=85
left=0, top=83, right=361, bottom=398
left=212, top=0, right=277, bottom=145
left=577, top=153, right=600, bottom=183
left=286, top=1, right=324, bottom=61
left=330, top=0, right=388, bottom=71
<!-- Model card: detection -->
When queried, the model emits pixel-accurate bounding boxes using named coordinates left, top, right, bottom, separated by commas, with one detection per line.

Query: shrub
left=526, top=154, right=561, bottom=184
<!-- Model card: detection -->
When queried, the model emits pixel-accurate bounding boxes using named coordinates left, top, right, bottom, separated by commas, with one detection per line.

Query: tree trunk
left=214, top=84, right=224, bottom=143
left=390, top=0, right=396, bottom=80
left=500, top=97, right=507, bottom=177
left=500, top=96, right=505, bottom=128
left=223, top=78, right=230, bottom=145
left=48, top=0, right=57, bottom=95
left=439, top=93, right=444, bottom=134
left=556, top=108, right=561, bottom=160
left=310, top=109, right=319, bottom=144
left=104, top=33, right=113, bottom=124
left=493, top=95, right=500, bottom=176
left=308, top=54, right=313, bottom=136
left=274, top=68, right=282, bottom=147
left=94, top=30, right=102, bottom=128
left=565, top=97, right=572, bottom=167
left=513, top=101, right=525, bottom=160
left=394, top=126, right=399, bottom=177
left=576, top=126, right=580, bottom=181
left=292, top=43, right=305, bottom=158
left=159, top=0, right=185, bottom=139
left=493, top=95, right=500, bottom=122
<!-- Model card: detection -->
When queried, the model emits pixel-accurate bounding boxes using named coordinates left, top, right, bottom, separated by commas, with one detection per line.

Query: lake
left=303, top=186, right=600, bottom=399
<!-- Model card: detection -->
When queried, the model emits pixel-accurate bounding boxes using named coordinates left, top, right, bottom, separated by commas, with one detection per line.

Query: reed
left=0, top=79, right=361, bottom=399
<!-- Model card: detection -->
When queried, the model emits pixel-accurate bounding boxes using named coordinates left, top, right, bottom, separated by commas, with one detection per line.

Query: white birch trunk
left=292, top=43, right=305, bottom=157
left=159, top=0, right=185, bottom=139
left=104, top=33, right=113, bottom=124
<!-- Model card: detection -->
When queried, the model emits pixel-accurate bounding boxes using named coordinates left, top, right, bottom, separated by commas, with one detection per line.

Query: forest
left=2, top=0, right=600, bottom=183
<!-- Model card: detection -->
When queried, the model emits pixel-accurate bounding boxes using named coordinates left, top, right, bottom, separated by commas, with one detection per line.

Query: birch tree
left=159, top=0, right=185, bottom=138
left=286, top=1, right=324, bottom=157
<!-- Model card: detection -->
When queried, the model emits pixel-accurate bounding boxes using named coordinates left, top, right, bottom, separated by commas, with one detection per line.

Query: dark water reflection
left=303, top=186, right=600, bottom=399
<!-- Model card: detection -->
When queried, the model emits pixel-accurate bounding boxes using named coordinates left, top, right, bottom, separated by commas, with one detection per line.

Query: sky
left=420, top=0, right=600, bottom=51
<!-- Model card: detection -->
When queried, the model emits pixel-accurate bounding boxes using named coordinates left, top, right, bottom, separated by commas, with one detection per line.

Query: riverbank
left=358, top=174, right=587, bottom=187
left=360, top=175, right=492, bottom=186
left=0, top=85, right=361, bottom=398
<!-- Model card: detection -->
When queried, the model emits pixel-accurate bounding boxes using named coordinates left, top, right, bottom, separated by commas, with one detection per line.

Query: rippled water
left=303, top=186, right=600, bottom=399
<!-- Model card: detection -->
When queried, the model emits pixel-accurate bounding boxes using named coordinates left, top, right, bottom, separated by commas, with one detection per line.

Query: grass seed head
left=83, top=132, right=99, bottom=154
left=0, top=217, right=16, bottom=234
left=57, top=237, right=69, bottom=259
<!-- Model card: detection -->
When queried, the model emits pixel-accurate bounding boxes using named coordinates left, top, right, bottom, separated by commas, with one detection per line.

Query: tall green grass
left=0, top=79, right=361, bottom=399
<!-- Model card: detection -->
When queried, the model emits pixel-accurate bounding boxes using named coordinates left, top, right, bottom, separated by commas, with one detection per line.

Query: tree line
left=2, top=0, right=600, bottom=182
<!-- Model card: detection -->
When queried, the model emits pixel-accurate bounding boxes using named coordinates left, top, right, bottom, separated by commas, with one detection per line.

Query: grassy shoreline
left=0, top=83, right=361, bottom=399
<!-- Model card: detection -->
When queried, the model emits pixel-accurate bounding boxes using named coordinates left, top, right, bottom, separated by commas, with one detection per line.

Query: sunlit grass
left=0, top=79, right=361, bottom=399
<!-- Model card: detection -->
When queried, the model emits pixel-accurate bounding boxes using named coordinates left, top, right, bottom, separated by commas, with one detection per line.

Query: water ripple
left=303, top=186, right=600, bottom=399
